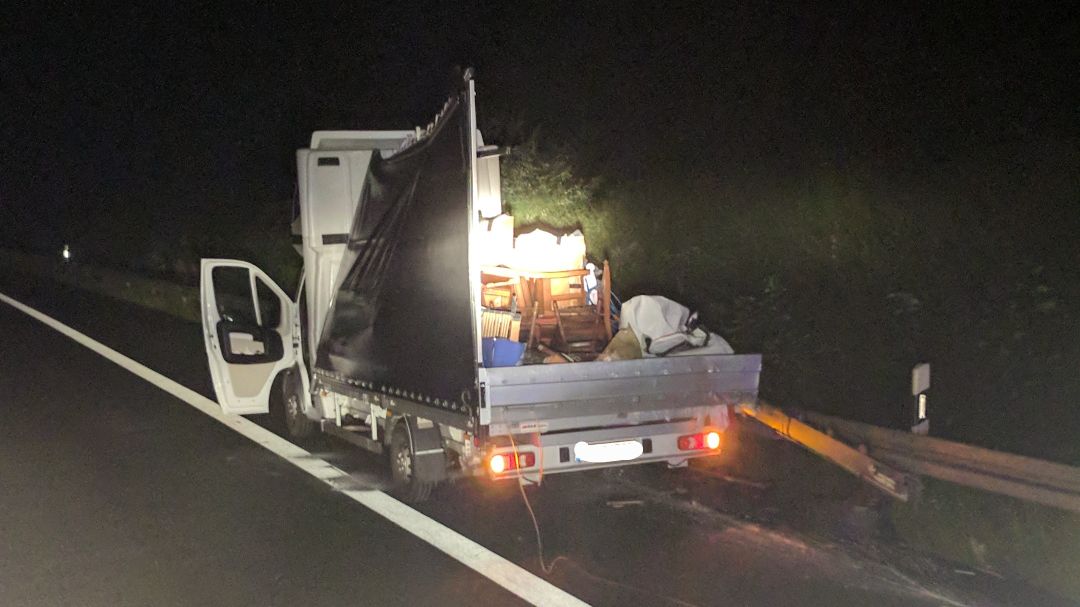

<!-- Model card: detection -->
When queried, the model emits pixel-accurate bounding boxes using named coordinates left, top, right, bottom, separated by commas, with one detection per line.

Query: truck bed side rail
left=480, top=354, right=761, bottom=434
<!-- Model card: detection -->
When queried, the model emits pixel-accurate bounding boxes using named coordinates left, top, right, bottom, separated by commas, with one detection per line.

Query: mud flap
left=404, top=417, right=448, bottom=483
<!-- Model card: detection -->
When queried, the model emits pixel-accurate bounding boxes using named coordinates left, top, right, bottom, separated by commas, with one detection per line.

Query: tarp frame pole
left=465, top=78, right=484, bottom=384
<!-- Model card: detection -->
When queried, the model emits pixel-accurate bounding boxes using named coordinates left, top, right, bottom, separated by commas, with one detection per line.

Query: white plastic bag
left=619, top=295, right=733, bottom=356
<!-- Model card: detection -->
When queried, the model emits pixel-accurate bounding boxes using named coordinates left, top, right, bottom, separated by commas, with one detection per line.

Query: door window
left=212, top=265, right=283, bottom=329
left=256, top=278, right=282, bottom=329
left=212, top=266, right=257, bottom=325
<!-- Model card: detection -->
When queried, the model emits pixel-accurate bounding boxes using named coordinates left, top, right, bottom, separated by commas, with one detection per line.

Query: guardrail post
left=911, top=363, right=930, bottom=435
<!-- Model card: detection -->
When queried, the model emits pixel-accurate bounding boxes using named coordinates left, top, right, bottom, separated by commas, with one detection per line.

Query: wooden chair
left=481, top=279, right=517, bottom=310
left=481, top=264, right=613, bottom=356
left=550, top=260, right=613, bottom=357
left=481, top=309, right=521, bottom=341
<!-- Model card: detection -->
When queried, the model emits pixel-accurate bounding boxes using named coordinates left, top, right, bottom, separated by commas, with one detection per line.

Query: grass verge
left=890, top=477, right=1080, bottom=600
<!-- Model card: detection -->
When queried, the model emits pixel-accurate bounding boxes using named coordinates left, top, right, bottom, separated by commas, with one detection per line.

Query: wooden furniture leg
left=601, top=260, right=613, bottom=341
left=526, top=301, right=540, bottom=349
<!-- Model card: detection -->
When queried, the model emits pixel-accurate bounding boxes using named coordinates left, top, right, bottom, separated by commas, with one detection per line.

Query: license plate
left=574, top=440, right=643, bottom=464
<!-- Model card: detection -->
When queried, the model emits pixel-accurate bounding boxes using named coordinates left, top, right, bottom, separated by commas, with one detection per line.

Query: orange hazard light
left=489, top=451, right=536, bottom=474
left=678, top=430, right=722, bottom=452
left=705, top=430, right=721, bottom=450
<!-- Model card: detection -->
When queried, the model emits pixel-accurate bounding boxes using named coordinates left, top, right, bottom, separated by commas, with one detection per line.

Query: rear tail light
left=678, top=430, right=722, bottom=451
left=705, top=430, right=721, bottom=450
left=488, top=451, right=536, bottom=474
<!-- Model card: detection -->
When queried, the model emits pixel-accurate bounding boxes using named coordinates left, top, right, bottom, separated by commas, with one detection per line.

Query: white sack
left=619, top=295, right=734, bottom=357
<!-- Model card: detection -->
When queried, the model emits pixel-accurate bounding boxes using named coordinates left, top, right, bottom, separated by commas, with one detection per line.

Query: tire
left=388, top=423, right=436, bottom=503
left=280, top=370, right=316, bottom=440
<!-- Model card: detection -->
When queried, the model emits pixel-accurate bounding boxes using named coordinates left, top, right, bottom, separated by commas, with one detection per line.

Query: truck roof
left=308, top=130, right=413, bottom=151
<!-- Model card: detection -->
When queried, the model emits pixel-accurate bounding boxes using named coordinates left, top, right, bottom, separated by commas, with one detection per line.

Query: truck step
left=320, top=420, right=384, bottom=455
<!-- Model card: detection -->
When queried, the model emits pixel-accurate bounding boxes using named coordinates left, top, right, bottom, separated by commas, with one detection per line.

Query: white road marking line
left=0, top=292, right=588, bottom=607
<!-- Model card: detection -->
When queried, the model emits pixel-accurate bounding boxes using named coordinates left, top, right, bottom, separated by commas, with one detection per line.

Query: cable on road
left=507, top=433, right=704, bottom=607
left=508, top=432, right=567, bottom=575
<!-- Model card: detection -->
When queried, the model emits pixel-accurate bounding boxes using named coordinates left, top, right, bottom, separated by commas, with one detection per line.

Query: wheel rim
left=394, top=442, right=413, bottom=481
left=285, top=392, right=302, bottom=433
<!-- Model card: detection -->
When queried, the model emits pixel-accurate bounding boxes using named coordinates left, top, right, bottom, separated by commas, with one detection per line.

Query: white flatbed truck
left=199, top=76, right=762, bottom=501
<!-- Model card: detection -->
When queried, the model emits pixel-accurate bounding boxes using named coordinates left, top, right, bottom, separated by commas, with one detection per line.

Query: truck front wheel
left=389, top=424, right=436, bottom=503
left=280, top=370, right=316, bottom=439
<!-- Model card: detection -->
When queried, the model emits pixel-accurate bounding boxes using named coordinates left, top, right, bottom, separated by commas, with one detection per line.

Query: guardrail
left=799, top=410, right=1080, bottom=513
left=737, top=402, right=914, bottom=501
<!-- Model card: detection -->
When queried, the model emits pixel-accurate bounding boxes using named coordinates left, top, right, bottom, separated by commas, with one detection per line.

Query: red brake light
left=678, top=431, right=722, bottom=452
left=489, top=451, right=536, bottom=474
left=677, top=434, right=700, bottom=450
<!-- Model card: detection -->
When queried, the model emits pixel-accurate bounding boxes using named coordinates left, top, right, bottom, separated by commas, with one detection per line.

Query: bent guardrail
left=801, top=410, right=1080, bottom=513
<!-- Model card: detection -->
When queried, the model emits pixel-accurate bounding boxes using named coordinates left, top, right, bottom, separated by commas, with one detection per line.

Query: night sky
left=1, top=4, right=1077, bottom=255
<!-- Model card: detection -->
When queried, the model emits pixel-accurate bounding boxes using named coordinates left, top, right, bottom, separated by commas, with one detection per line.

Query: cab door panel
left=200, top=259, right=296, bottom=415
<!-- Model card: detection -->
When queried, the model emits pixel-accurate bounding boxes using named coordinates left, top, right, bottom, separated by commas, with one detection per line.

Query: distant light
left=61, top=244, right=71, bottom=261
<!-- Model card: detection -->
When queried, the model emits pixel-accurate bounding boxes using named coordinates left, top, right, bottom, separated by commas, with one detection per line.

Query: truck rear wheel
left=389, top=424, right=436, bottom=503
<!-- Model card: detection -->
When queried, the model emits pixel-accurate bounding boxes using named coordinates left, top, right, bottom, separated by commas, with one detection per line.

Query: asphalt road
left=0, top=271, right=1070, bottom=606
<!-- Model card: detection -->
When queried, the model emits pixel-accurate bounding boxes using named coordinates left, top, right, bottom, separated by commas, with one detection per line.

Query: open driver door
left=200, top=259, right=298, bottom=415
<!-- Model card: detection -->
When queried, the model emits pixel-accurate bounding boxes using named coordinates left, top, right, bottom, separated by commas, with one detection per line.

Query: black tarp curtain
left=315, top=90, right=476, bottom=405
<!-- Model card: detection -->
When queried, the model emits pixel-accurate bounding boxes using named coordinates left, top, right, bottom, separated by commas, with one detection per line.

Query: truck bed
left=479, top=353, right=761, bottom=435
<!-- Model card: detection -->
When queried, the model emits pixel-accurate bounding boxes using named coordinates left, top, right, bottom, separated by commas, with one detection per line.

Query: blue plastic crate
left=482, top=337, right=526, bottom=368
